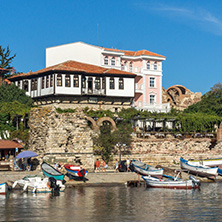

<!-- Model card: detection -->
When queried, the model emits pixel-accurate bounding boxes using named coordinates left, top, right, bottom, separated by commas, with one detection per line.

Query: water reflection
left=1, top=183, right=222, bottom=221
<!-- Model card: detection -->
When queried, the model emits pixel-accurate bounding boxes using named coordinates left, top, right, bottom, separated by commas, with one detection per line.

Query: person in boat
left=95, top=159, right=101, bottom=172
left=58, top=162, right=62, bottom=171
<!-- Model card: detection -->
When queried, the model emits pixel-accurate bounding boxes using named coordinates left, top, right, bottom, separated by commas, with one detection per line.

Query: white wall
left=46, top=42, right=102, bottom=67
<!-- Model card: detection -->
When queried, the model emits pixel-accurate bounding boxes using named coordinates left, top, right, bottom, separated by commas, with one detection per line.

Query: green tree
left=0, top=45, right=16, bottom=69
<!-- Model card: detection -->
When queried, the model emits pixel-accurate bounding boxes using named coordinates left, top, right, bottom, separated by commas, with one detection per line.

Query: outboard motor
left=189, top=175, right=201, bottom=188
left=48, top=177, right=60, bottom=196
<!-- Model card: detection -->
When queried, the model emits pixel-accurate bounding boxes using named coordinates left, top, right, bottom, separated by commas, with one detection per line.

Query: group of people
left=95, top=158, right=131, bottom=173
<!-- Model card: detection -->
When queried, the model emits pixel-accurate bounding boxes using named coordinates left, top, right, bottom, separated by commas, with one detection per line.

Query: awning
left=0, top=140, right=23, bottom=149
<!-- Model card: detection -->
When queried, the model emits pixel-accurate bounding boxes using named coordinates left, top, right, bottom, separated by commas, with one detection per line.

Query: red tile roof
left=8, top=60, right=136, bottom=79
left=0, top=140, right=23, bottom=149
left=104, top=48, right=165, bottom=58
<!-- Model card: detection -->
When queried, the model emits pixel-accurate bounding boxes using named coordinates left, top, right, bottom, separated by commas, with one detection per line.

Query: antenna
left=97, top=24, right=99, bottom=46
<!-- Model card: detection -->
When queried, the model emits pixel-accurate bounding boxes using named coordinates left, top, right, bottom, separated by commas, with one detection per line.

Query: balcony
left=135, top=102, right=170, bottom=113
left=82, top=88, right=106, bottom=95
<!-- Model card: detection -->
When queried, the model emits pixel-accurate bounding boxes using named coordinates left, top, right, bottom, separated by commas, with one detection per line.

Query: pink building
left=46, top=42, right=170, bottom=112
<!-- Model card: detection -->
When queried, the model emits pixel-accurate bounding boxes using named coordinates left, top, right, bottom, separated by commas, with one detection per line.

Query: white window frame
left=104, top=56, right=108, bottom=65
left=129, top=62, right=133, bottom=72
left=147, top=61, right=150, bottom=70
left=111, top=57, right=115, bottom=66
left=150, top=94, right=156, bottom=105
left=150, top=77, right=156, bottom=88
left=154, top=62, right=157, bottom=70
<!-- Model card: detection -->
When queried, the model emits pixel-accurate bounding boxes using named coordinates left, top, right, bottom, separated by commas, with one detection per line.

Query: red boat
left=64, top=164, right=88, bottom=178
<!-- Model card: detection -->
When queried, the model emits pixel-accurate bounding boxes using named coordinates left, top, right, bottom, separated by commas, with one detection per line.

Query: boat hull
left=180, top=157, right=218, bottom=178
left=142, top=176, right=200, bottom=190
left=64, top=164, right=88, bottom=178
left=0, top=182, right=8, bottom=194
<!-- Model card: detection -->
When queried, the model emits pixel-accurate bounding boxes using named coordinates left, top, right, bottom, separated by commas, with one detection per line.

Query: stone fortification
left=28, top=106, right=94, bottom=169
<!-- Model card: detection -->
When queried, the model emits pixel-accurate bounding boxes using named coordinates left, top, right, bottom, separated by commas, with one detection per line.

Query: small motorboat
left=0, top=182, right=9, bottom=194
left=180, top=157, right=218, bottom=178
left=64, top=164, right=88, bottom=178
left=12, top=175, right=65, bottom=193
left=41, top=162, right=65, bottom=181
left=131, top=159, right=163, bottom=178
left=142, top=174, right=200, bottom=189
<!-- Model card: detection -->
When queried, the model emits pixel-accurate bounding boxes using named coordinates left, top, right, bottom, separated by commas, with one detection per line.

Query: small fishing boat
left=180, top=157, right=218, bottom=178
left=41, top=162, right=65, bottom=181
left=131, top=159, right=163, bottom=178
left=188, top=158, right=222, bottom=176
left=142, top=174, right=200, bottom=189
left=12, top=175, right=65, bottom=193
left=0, top=182, right=8, bottom=194
left=64, top=164, right=88, bottom=178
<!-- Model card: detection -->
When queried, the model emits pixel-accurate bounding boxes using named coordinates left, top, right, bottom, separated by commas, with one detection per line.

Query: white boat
left=180, top=157, right=218, bottom=178
left=188, top=158, right=222, bottom=167
left=12, top=175, right=65, bottom=193
left=0, top=182, right=8, bottom=194
left=132, top=159, right=163, bottom=178
left=142, top=174, right=200, bottom=189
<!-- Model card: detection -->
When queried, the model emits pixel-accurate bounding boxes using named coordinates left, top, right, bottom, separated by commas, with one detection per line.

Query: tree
left=0, top=45, right=16, bottom=69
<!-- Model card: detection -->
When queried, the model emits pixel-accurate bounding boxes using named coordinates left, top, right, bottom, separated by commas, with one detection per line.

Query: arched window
left=110, top=77, right=115, bottom=89
left=104, top=56, right=108, bottom=65
left=150, top=95, right=156, bottom=104
left=129, top=62, right=133, bottom=72
left=17, top=81, right=21, bottom=88
left=124, top=61, right=127, bottom=71
left=111, top=57, right=115, bottom=66
left=46, top=76, right=49, bottom=88
left=57, top=74, right=62, bottom=87
left=65, top=74, right=70, bottom=87
left=154, top=62, right=157, bottom=70
left=73, top=75, right=79, bottom=87
left=42, top=77, right=45, bottom=89
left=119, top=78, right=124, bottom=89
left=147, top=61, right=150, bottom=70
left=23, top=80, right=29, bottom=92
left=95, top=77, right=100, bottom=90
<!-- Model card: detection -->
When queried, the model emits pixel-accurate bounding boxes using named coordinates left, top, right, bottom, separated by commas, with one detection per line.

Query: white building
left=46, top=42, right=170, bottom=112
left=8, top=60, right=136, bottom=111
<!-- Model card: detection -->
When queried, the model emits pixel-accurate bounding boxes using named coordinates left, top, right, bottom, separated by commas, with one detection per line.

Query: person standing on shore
left=95, top=159, right=101, bottom=172
left=126, top=158, right=130, bottom=172
left=102, top=160, right=107, bottom=172
left=114, top=159, right=119, bottom=173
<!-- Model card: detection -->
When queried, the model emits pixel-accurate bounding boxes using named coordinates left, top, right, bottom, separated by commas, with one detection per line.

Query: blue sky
left=1, top=0, right=222, bottom=94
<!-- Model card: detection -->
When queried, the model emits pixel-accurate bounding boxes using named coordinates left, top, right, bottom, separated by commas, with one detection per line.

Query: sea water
left=0, top=182, right=222, bottom=222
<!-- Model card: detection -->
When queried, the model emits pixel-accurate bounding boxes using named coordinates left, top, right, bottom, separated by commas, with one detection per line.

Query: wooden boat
left=188, top=158, right=222, bottom=176
left=188, top=158, right=222, bottom=167
left=180, top=157, right=218, bottom=178
left=12, top=175, right=65, bottom=193
left=131, top=159, right=163, bottom=178
left=64, top=164, right=88, bottom=178
left=41, top=162, right=65, bottom=181
left=142, top=174, right=200, bottom=189
left=0, top=182, right=8, bottom=194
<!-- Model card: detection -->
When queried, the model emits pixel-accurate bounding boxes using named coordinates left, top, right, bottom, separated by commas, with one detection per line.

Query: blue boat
left=41, top=162, right=65, bottom=181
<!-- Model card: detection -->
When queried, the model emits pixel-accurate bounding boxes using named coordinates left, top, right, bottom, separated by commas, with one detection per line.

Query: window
left=111, top=57, right=115, bottom=66
left=154, top=62, right=157, bottom=70
left=147, top=61, right=150, bottom=70
left=119, top=78, right=124, bottom=90
left=42, top=77, right=45, bottom=89
left=23, top=80, right=29, bottom=92
left=17, top=81, right=20, bottom=88
left=73, top=75, right=79, bottom=87
left=124, top=61, right=127, bottom=71
left=150, top=77, right=155, bottom=88
left=129, top=62, right=133, bottom=72
left=65, top=75, right=70, bottom=87
left=46, top=76, right=49, bottom=88
left=82, top=76, right=86, bottom=88
left=121, top=63, right=124, bottom=70
left=95, top=77, right=100, bottom=90
left=110, top=77, right=115, bottom=89
left=57, top=74, right=62, bottom=87
left=50, top=75, right=53, bottom=87
left=104, top=56, right=108, bottom=65
left=102, top=77, right=105, bottom=89
left=31, top=79, right=37, bottom=91
left=150, top=95, right=155, bottom=104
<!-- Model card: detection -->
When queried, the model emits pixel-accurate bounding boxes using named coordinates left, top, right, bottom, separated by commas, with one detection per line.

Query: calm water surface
left=1, top=182, right=222, bottom=222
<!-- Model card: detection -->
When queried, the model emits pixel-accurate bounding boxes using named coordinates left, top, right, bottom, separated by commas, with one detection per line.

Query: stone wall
left=28, top=106, right=95, bottom=169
